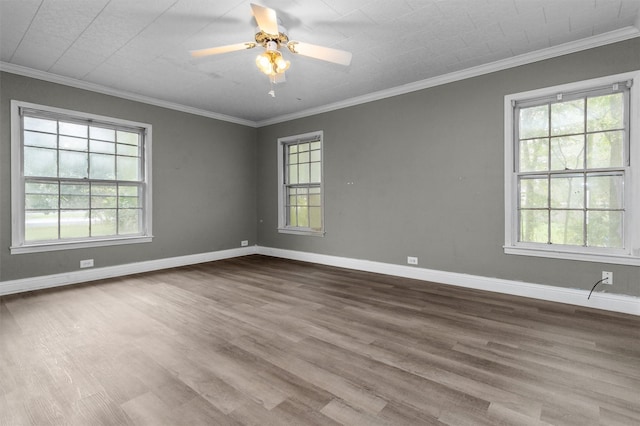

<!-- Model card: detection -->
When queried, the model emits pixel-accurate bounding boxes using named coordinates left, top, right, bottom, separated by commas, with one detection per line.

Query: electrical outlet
left=602, top=271, right=613, bottom=285
left=241, top=240, right=249, bottom=247
left=80, top=259, right=94, bottom=268
left=407, top=256, right=418, bottom=265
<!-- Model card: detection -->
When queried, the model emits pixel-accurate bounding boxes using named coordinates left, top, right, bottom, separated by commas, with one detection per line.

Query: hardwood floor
left=1, top=255, right=639, bottom=425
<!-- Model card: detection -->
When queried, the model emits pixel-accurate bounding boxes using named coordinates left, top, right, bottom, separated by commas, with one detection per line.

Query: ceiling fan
left=190, top=3, right=352, bottom=96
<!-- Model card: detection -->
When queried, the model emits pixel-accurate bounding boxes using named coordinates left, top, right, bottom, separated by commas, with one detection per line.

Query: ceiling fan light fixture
left=274, top=55, right=290, bottom=73
left=255, top=49, right=290, bottom=76
left=255, top=52, right=273, bottom=75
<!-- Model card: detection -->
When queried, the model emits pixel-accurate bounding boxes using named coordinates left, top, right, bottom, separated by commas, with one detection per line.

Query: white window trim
left=10, top=100, right=153, bottom=254
left=504, top=71, right=640, bottom=266
left=277, top=130, right=325, bottom=236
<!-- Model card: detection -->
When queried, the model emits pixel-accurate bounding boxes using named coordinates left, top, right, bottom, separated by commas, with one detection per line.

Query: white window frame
left=277, top=130, right=325, bottom=236
left=10, top=100, right=153, bottom=254
left=504, top=71, right=640, bottom=266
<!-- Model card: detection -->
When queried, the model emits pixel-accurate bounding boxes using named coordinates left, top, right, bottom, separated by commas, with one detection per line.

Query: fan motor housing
left=255, top=30, right=289, bottom=48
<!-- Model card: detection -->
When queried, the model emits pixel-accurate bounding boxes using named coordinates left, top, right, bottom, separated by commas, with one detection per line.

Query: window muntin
left=11, top=101, right=152, bottom=253
left=504, top=72, right=640, bottom=265
left=278, top=131, right=324, bottom=235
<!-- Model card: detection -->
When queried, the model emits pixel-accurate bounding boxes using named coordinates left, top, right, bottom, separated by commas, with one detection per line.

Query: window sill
left=11, top=235, right=153, bottom=255
left=504, top=245, right=640, bottom=266
left=278, top=227, right=325, bottom=237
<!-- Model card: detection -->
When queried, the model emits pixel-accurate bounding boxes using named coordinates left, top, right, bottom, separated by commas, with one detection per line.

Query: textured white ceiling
left=2, top=0, right=639, bottom=124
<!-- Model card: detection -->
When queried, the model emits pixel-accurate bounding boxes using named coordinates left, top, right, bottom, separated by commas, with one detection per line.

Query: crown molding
left=256, top=26, right=640, bottom=127
left=0, top=62, right=257, bottom=128
left=2, top=26, right=638, bottom=129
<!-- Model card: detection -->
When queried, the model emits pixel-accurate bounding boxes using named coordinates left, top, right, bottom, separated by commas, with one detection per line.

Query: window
left=11, top=101, right=153, bottom=254
left=277, top=131, right=324, bottom=235
left=504, top=71, right=640, bottom=265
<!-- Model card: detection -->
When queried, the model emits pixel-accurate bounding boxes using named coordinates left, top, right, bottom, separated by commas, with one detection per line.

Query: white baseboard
left=0, top=246, right=258, bottom=296
left=257, top=247, right=640, bottom=316
left=2, top=245, right=637, bottom=316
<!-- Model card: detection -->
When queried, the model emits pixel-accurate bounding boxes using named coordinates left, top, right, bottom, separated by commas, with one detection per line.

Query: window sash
left=23, top=178, right=145, bottom=243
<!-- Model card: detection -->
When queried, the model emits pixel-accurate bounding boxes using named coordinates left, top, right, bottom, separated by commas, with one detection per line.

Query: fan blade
left=287, top=41, right=352, bottom=66
left=250, top=3, right=279, bottom=36
left=190, top=42, right=256, bottom=58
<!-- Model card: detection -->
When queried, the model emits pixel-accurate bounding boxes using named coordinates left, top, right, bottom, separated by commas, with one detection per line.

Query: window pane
left=59, top=136, right=87, bottom=152
left=59, top=150, right=88, bottom=179
left=117, top=143, right=138, bottom=156
left=91, top=184, right=117, bottom=208
left=550, top=175, right=584, bottom=209
left=92, top=184, right=117, bottom=196
left=25, top=194, right=58, bottom=209
left=90, top=126, right=115, bottom=142
left=24, top=131, right=57, bottom=148
left=118, top=209, right=140, bottom=234
left=24, top=116, right=57, bottom=133
left=587, top=174, right=623, bottom=209
left=60, top=210, right=90, bottom=239
left=550, top=210, right=584, bottom=246
left=519, top=105, right=548, bottom=139
left=24, top=147, right=57, bottom=177
left=296, top=206, right=309, bottom=227
left=117, top=130, right=139, bottom=146
left=551, top=99, right=584, bottom=136
left=299, top=151, right=310, bottom=163
left=61, top=184, right=90, bottom=209
left=310, top=149, right=321, bottom=162
left=519, top=138, right=548, bottom=172
left=288, top=144, right=298, bottom=154
left=309, top=193, right=321, bottom=206
left=91, top=140, right=116, bottom=154
left=59, top=122, right=87, bottom=138
left=289, top=206, right=297, bottom=227
left=298, top=164, right=310, bottom=184
left=587, top=93, right=624, bottom=132
left=299, top=143, right=310, bottom=152
left=91, top=210, right=117, bottom=236
left=519, top=177, right=547, bottom=208
left=586, top=131, right=624, bottom=168
left=25, top=210, right=58, bottom=241
left=309, top=207, right=322, bottom=230
left=310, top=163, right=321, bottom=182
left=118, top=186, right=140, bottom=208
left=587, top=211, right=623, bottom=248
left=550, top=135, right=584, bottom=170
left=310, top=141, right=320, bottom=150
left=520, top=210, right=548, bottom=243
left=288, top=165, right=298, bottom=184
left=26, top=182, right=58, bottom=194
left=117, top=156, right=139, bottom=181
left=288, top=153, right=298, bottom=166
left=25, top=182, right=58, bottom=210
left=90, top=153, right=115, bottom=179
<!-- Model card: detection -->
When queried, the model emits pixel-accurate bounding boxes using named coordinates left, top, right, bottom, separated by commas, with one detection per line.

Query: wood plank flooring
left=1, top=254, right=639, bottom=425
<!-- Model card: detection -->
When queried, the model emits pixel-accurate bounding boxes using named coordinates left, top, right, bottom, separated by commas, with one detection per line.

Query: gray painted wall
left=256, top=38, right=640, bottom=298
left=2, top=39, right=639, bottom=298
left=0, top=73, right=257, bottom=281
